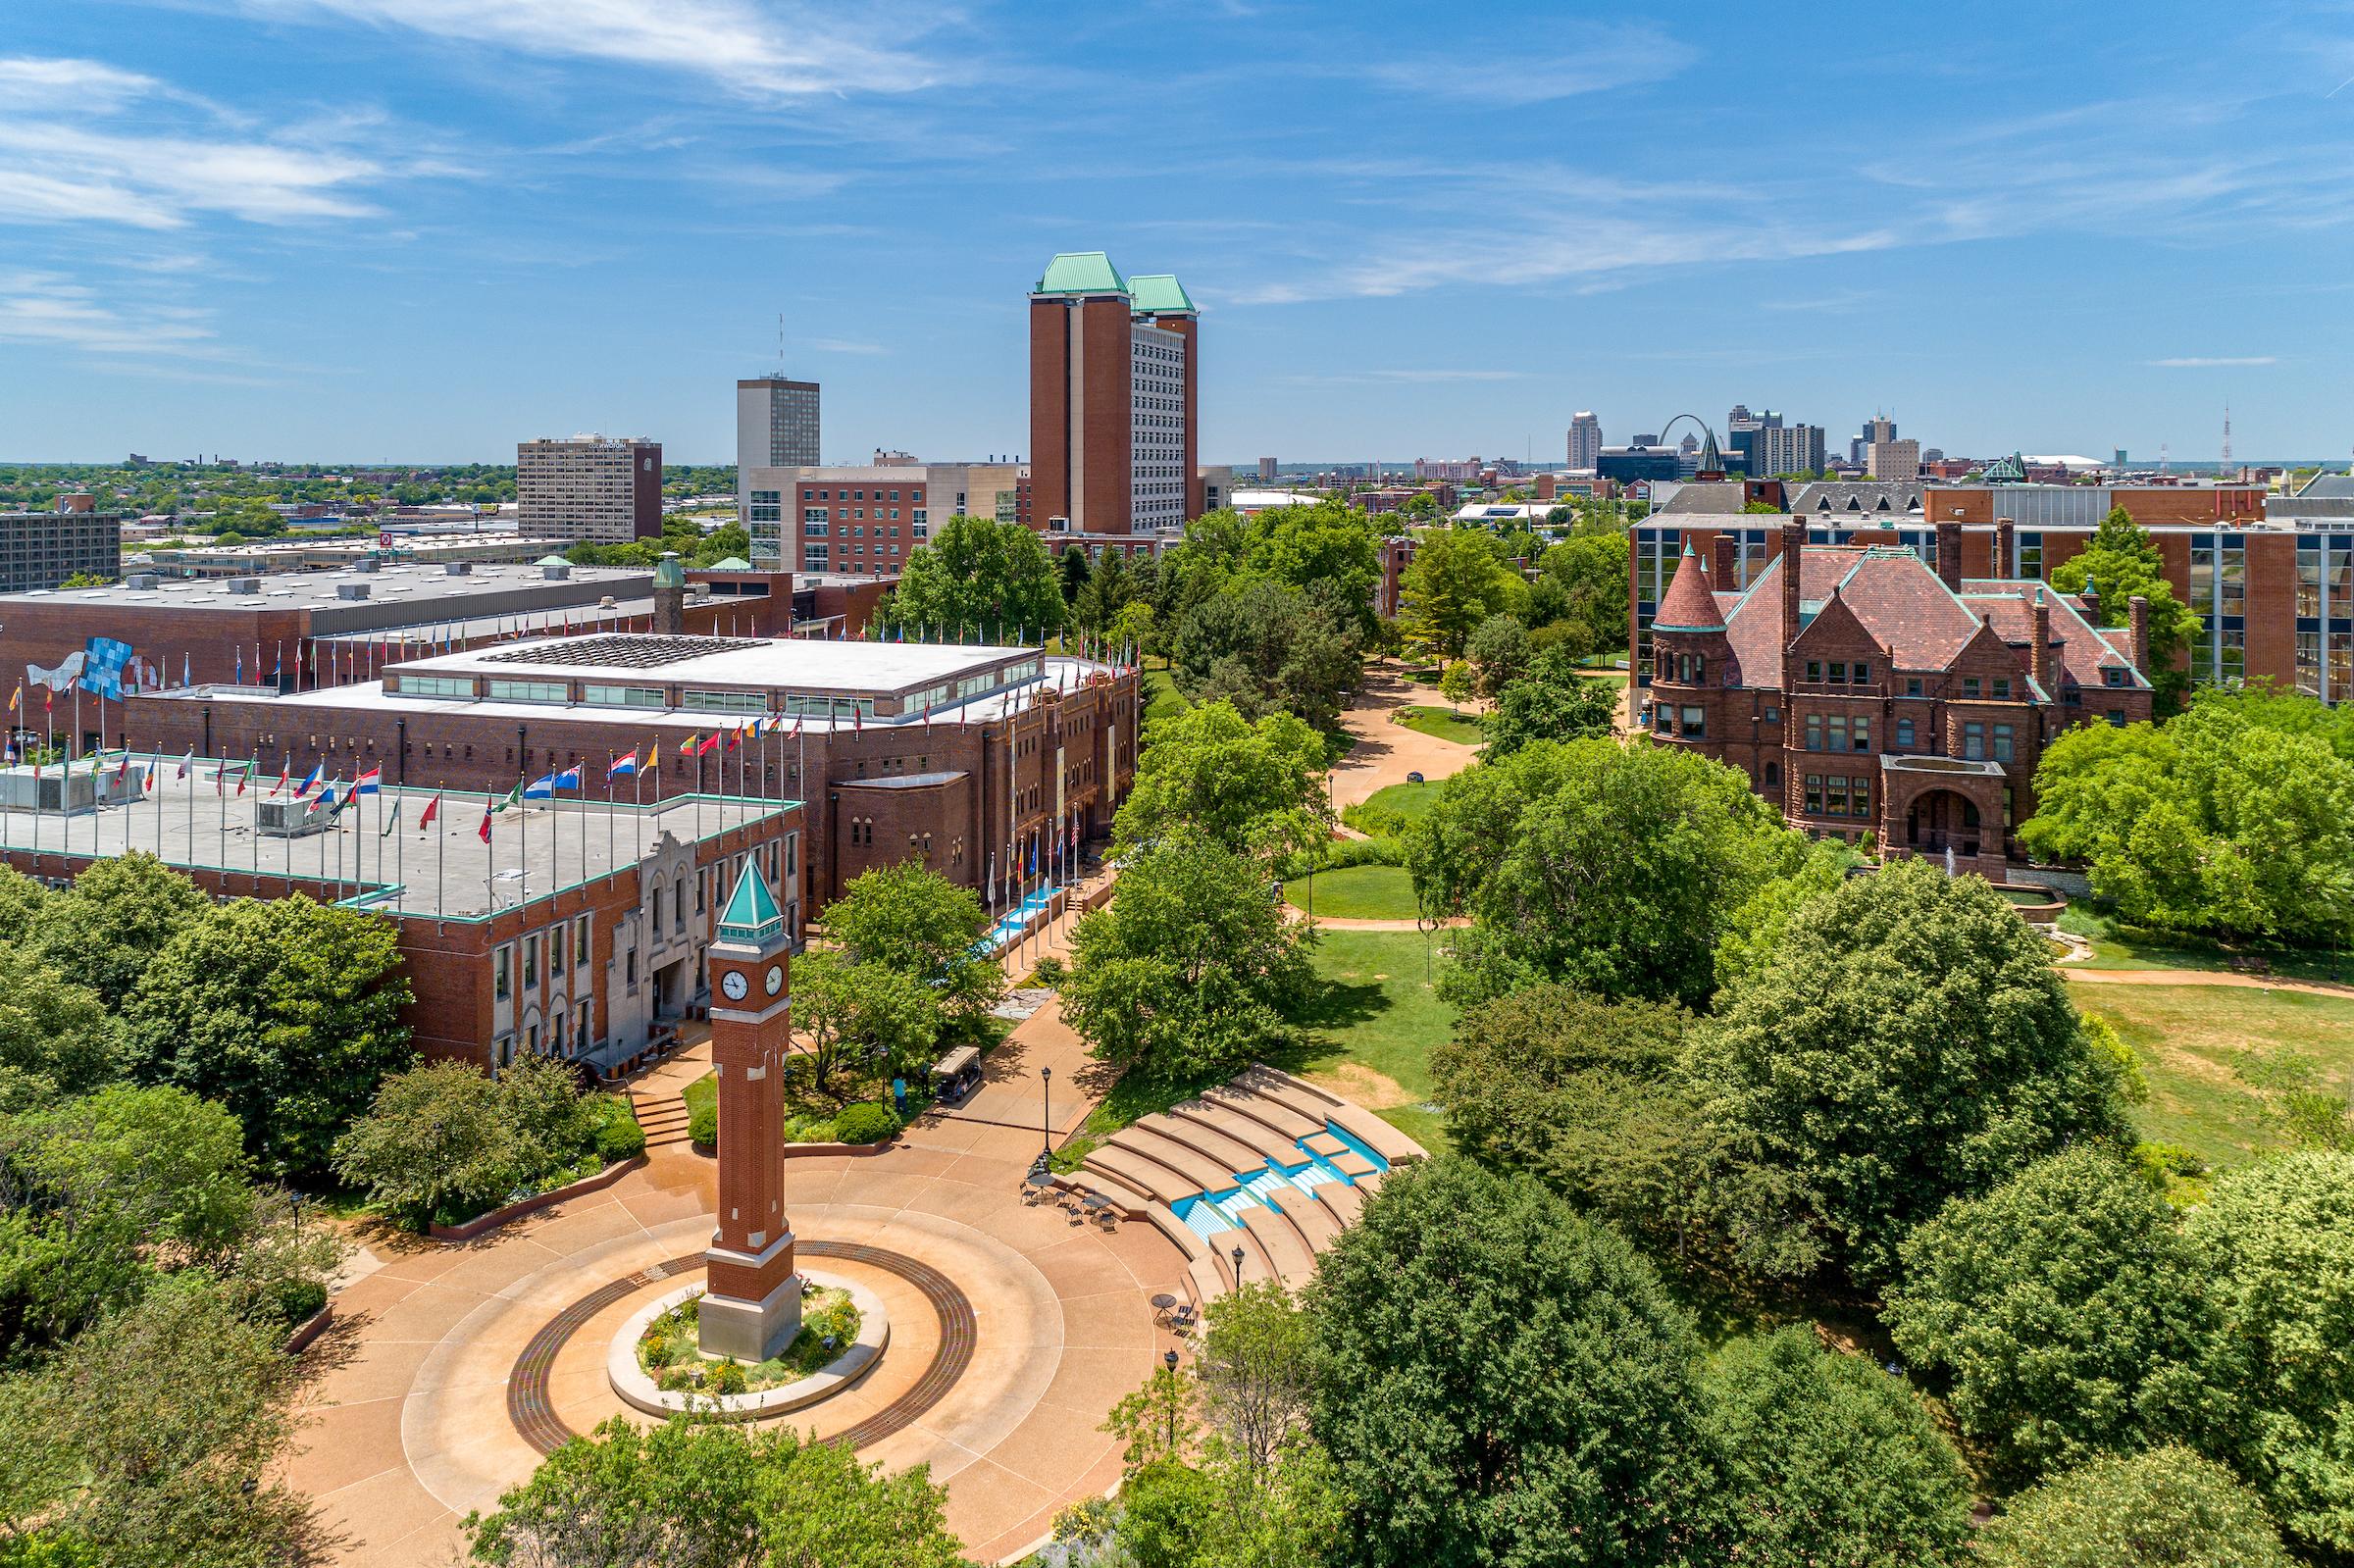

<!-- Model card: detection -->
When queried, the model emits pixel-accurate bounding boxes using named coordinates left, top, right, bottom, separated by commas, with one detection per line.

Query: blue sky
left=4, top=0, right=2352, bottom=465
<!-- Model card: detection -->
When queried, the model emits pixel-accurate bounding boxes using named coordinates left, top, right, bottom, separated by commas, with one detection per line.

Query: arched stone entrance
left=1905, top=787, right=1986, bottom=859
left=1876, top=755, right=2011, bottom=880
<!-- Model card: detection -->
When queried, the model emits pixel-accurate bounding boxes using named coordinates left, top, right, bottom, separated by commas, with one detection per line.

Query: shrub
left=1977, top=1445, right=2291, bottom=1567
left=1339, top=801, right=1416, bottom=839
left=706, top=1360, right=748, bottom=1396
left=591, top=1098, right=646, bottom=1162
left=1275, top=834, right=1401, bottom=882
left=688, top=1093, right=718, bottom=1151
left=831, top=1102, right=898, bottom=1145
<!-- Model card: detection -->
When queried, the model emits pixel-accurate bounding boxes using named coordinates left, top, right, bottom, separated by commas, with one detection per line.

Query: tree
left=1430, top=985, right=1709, bottom=1253
left=789, top=949, right=942, bottom=1097
left=0, top=1274, right=329, bottom=1568
left=1691, top=859, right=2133, bottom=1288
left=1462, top=614, right=1530, bottom=698
left=1248, top=501, right=1384, bottom=637
left=123, top=895, right=415, bottom=1178
left=1536, top=531, right=1630, bottom=654
left=1058, top=542, right=1094, bottom=605
left=1060, top=829, right=1312, bottom=1085
left=1172, top=580, right=1363, bottom=732
left=1307, top=1157, right=1719, bottom=1568
left=1702, top=1329, right=1973, bottom=1567
left=2048, top=506, right=2203, bottom=713
left=0, top=943, right=124, bottom=1101
left=2186, top=1150, right=2354, bottom=1557
left=1479, top=643, right=1617, bottom=758
left=877, top=515, right=1064, bottom=639
left=1114, top=701, right=1331, bottom=861
left=1976, top=1446, right=2292, bottom=1568
left=822, top=864, right=1001, bottom=1037
left=2020, top=700, right=2354, bottom=945
left=467, top=1414, right=969, bottom=1568
left=1193, top=1281, right=1316, bottom=1481
left=1884, top=1147, right=2218, bottom=1481
left=1436, top=659, right=1472, bottom=716
left=1396, top=529, right=1521, bottom=656
left=333, top=1060, right=537, bottom=1231
left=29, top=851, right=210, bottom=1009
left=1710, top=838, right=1858, bottom=995
left=1407, top=738, right=1806, bottom=1008
left=0, top=865, right=48, bottom=946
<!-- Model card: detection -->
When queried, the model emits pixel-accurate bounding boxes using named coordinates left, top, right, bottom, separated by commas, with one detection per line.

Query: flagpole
left=605, top=753, right=615, bottom=887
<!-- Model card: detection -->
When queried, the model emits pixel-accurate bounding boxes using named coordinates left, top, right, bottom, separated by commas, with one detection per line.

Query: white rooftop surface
left=0, top=769, right=790, bottom=922
left=389, top=633, right=1035, bottom=690
left=152, top=651, right=1118, bottom=732
left=0, top=561, right=652, bottom=610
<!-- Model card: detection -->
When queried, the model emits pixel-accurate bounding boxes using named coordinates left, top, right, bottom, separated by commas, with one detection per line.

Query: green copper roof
left=652, top=551, right=687, bottom=588
left=718, top=861, right=784, bottom=944
left=535, top=553, right=571, bottom=567
left=1034, top=251, right=1128, bottom=297
left=1127, top=274, right=1196, bottom=316
left=706, top=555, right=752, bottom=572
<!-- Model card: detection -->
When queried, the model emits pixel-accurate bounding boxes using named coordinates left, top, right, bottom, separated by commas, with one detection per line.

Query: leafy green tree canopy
left=1692, top=859, right=2132, bottom=1288
left=2047, top=506, right=2203, bottom=712
left=789, top=948, right=943, bottom=1095
left=1462, top=613, right=1530, bottom=697
left=877, top=515, right=1064, bottom=639
left=1116, top=700, right=1331, bottom=861
left=0, top=942, right=124, bottom=1102
left=1480, top=643, right=1618, bottom=758
left=1172, top=579, right=1363, bottom=732
left=29, top=851, right=210, bottom=1010
left=822, top=863, right=1001, bottom=1031
left=1975, top=1446, right=2292, bottom=1568
left=1885, top=1146, right=2218, bottom=1481
left=1397, top=528, right=1523, bottom=657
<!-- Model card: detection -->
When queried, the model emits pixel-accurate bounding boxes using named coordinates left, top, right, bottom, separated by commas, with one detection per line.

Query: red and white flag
left=477, top=800, right=493, bottom=842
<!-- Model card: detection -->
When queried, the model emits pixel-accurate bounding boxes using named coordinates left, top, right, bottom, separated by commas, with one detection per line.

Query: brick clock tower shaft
left=699, top=862, right=800, bottom=1361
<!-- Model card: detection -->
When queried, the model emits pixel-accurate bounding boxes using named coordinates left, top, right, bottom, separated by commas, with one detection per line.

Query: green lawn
left=1283, top=864, right=1420, bottom=921
left=1285, top=930, right=1459, bottom=1151
left=2061, top=905, right=2350, bottom=986
left=1394, top=705, right=1486, bottom=745
left=1142, top=666, right=1190, bottom=725
left=2073, top=982, right=2354, bottom=1170
left=1358, top=780, right=1443, bottom=821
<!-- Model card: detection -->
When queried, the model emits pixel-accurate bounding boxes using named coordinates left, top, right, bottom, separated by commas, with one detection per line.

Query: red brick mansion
left=1643, top=520, right=2155, bottom=880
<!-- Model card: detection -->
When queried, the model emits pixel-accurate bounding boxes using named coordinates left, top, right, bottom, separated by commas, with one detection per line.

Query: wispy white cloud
left=2146, top=355, right=2278, bottom=368
left=1357, top=25, right=1693, bottom=106
left=807, top=336, right=889, bottom=355
left=0, top=272, right=216, bottom=356
left=0, top=55, right=402, bottom=228
left=227, top=0, right=960, bottom=100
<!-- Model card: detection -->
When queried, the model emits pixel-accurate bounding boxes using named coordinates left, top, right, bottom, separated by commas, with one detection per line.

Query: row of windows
left=800, top=487, right=924, bottom=503
left=493, top=912, right=595, bottom=1002
left=1803, top=774, right=1875, bottom=818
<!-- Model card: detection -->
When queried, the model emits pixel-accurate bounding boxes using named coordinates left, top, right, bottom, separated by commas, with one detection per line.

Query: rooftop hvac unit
left=226, top=577, right=261, bottom=594
left=445, top=562, right=473, bottom=576
left=352, top=555, right=381, bottom=572
left=126, top=573, right=158, bottom=590
left=256, top=795, right=334, bottom=837
left=541, top=563, right=571, bottom=581
left=336, top=582, right=371, bottom=600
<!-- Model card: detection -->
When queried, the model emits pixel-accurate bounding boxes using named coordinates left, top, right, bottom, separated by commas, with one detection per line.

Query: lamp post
left=1162, top=1347, right=1180, bottom=1453
left=1231, top=1243, right=1246, bottom=1286
left=1040, top=1065, right=1052, bottom=1162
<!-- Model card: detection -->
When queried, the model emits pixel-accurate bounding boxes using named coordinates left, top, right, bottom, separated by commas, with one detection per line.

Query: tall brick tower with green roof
left=698, top=859, right=800, bottom=1362
left=1030, top=252, right=1200, bottom=535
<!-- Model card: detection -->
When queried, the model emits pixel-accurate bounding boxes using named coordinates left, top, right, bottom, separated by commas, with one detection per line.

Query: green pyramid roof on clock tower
left=718, top=861, right=785, bottom=944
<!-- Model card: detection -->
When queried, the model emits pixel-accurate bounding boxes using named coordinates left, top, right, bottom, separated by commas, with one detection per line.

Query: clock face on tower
left=765, top=964, right=785, bottom=996
left=719, top=969, right=749, bottom=1002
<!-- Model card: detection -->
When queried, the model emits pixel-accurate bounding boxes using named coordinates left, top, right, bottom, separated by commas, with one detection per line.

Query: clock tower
left=699, top=859, right=800, bottom=1362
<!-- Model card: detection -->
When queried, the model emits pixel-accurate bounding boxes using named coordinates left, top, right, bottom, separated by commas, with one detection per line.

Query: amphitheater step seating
left=1310, top=1179, right=1367, bottom=1228
left=1265, top=1186, right=1342, bottom=1249
left=1080, top=1144, right=1196, bottom=1207
left=1065, top=1171, right=1151, bottom=1219
left=1170, top=1101, right=1308, bottom=1164
left=1240, top=1205, right=1318, bottom=1281
left=1200, top=1081, right=1322, bottom=1142
left=1302, top=1131, right=1349, bottom=1160
left=1106, top=1127, right=1239, bottom=1193
left=1134, top=1112, right=1267, bottom=1176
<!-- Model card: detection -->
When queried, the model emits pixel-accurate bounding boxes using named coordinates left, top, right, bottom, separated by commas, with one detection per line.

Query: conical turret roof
left=1654, top=544, right=1727, bottom=632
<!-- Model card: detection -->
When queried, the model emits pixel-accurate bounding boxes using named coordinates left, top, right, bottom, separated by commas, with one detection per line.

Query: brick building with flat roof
left=517, top=434, right=662, bottom=544
left=113, top=632, right=1140, bottom=919
left=1029, top=252, right=1201, bottom=536
left=1643, top=520, right=2154, bottom=879
left=0, top=505, right=121, bottom=591
left=0, top=767, right=793, bottom=1075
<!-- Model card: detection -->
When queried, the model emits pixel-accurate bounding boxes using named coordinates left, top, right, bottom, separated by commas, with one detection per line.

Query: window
left=2103, top=667, right=2125, bottom=687
left=675, top=876, right=688, bottom=934
left=550, top=923, right=565, bottom=973
left=1853, top=777, right=1872, bottom=819
left=1762, top=705, right=1779, bottom=724
left=585, top=684, right=664, bottom=708
left=392, top=674, right=473, bottom=698
left=652, top=884, right=664, bottom=932
left=1764, top=761, right=1780, bottom=788
left=1963, top=721, right=1986, bottom=760
left=683, top=689, right=768, bottom=714
left=1992, top=678, right=2012, bottom=699
left=1852, top=718, right=1870, bottom=753
left=488, top=679, right=567, bottom=704
left=521, top=936, right=537, bottom=989
left=1828, top=661, right=1846, bottom=683
left=1906, top=678, right=1923, bottom=697
left=1805, top=660, right=1821, bottom=683
left=1805, top=774, right=1823, bottom=814
left=2108, top=710, right=2127, bottom=726
left=1962, top=676, right=1980, bottom=698
left=1851, top=662, right=1870, bottom=684
left=495, top=946, right=510, bottom=1001
left=1680, top=705, right=1705, bottom=738
left=1825, top=775, right=1850, bottom=817
left=1993, top=724, right=2015, bottom=764
left=1895, top=717, right=1916, bottom=748
left=1804, top=714, right=1821, bottom=751
left=575, top=915, right=590, bottom=968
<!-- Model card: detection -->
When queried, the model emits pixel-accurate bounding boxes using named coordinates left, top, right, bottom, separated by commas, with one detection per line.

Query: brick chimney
left=2030, top=587, right=2052, bottom=692
left=1935, top=521, right=1964, bottom=592
left=1713, top=532, right=1738, bottom=584
left=1779, top=519, right=1805, bottom=647
left=2128, top=593, right=2151, bottom=673
left=652, top=551, right=687, bottom=636
left=1995, top=516, right=2015, bottom=577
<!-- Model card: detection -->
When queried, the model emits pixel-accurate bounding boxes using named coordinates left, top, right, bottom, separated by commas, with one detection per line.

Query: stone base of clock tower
left=699, top=1233, right=802, bottom=1363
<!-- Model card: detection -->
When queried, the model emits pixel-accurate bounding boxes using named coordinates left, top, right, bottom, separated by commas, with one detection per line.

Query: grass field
left=2073, top=982, right=2354, bottom=1169
left=1283, top=864, right=1420, bottom=921
left=1357, top=780, right=1443, bottom=821
left=1142, top=666, right=1189, bottom=725
left=1394, top=705, right=1487, bottom=745
left=1287, top=930, right=1458, bottom=1151
left=2061, top=905, right=2348, bottom=986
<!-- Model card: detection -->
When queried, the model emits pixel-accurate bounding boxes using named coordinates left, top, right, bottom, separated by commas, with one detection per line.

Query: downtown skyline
left=2, top=0, right=2352, bottom=465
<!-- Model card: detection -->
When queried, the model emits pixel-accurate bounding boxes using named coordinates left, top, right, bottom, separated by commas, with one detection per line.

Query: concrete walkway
left=2062, top=965, right=2354, bottom=1001
left=1329, top=666, right=1483, bottom=813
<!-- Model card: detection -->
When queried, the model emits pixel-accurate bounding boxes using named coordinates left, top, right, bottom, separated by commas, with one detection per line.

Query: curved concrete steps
left=1105, top=1127, right=1242, bottom=1194
left=1239, top=1205, right=1318, bottom=1282
left=1169, top=1100, right=1311, bottom=1164
left=1310, top=1178, right=1367, bottom=1227
left=1080, top=1144, right=1199, bottom=1208
left=1134, top=1111, right=1267, bottom=1176
left=1265, top=1186, right=1341, bottom=1250
left=1200, top=1081, right=1321, bottom=1142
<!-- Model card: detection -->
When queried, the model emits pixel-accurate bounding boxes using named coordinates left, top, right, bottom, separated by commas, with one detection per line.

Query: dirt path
left=2062, top=966, right=2354, bottom=1002
left=1328, top=665, right=1482, bottom=812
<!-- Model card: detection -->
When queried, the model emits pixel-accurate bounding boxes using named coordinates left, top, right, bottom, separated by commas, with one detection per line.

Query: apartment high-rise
left=1868, top=438, right=1922, bottom=482
left=0, top=499, right=122, bottom=591
left=1757, top=423, right=1827, bottom=477
left=1567, top=412, right=1603, bottom=471
left=1257, top=457, right=1279, bottom=481
left=1028, top=253, right=1201, bottom=535
left=516, top=435, right=662, bottom=544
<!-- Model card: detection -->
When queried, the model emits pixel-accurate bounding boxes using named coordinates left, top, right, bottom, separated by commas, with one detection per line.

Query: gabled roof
left=1655, top=481, right=1751, bottom=515
left=1126, top=274, right=1196, bottom=315
left=1788, top=481, right=1923, bottom=514
left=1034, top=251, right=1129, bottom=297
left=717, top=861, right=785, bottom=944
left=1654, top=546, right=1726, bottom=632
left=1962, top=582, right=2147, bottom=689
left=705, top=556, right=753, bottom=572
